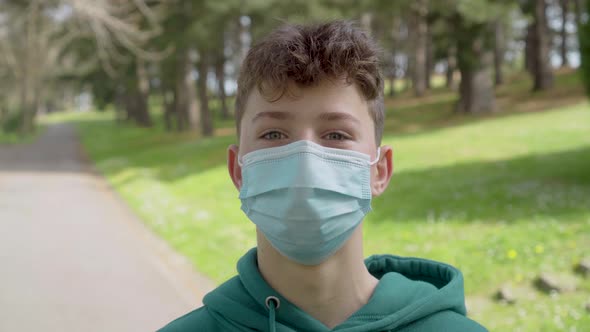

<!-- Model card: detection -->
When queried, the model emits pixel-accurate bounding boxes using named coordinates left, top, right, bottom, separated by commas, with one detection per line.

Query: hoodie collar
left=204, top=248, right=469, bottom=332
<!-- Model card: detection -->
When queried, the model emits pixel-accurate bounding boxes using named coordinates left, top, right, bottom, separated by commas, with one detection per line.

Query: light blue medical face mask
left=238, top=140, right=380, bottom=265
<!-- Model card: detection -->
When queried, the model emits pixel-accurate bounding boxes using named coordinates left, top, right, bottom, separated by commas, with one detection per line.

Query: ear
left=227, top=144, right=242, bottom=191
left=371, top=145, right=393, bottom=197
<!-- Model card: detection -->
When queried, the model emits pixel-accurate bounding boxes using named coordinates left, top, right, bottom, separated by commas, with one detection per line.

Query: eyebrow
left=317, top=112, right=361, bottom=124
left=252, top=111, right=294, bottom=122
left=251, top=110, right=360, bottom=124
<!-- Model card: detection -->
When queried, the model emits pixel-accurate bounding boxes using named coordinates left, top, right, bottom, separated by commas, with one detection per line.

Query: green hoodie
left=159, top=248, right=487, bottom=332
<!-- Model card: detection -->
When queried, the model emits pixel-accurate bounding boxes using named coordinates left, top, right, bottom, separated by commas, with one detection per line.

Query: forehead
left=242, top=79, right=371, bottom=122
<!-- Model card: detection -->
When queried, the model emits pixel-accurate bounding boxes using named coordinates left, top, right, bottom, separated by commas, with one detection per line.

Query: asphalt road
left=0, top=123, right=213, bottom=332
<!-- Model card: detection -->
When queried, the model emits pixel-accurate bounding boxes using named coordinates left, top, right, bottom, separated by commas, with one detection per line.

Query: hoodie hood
left=202, top=248, right=480, bottom=331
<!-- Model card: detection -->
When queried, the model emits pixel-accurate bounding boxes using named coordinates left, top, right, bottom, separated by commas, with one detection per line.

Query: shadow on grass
left=371, top=146, right=590, bottom=224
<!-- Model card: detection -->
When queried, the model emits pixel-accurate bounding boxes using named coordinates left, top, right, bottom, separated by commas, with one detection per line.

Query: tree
left=523, top=0, right=554, bottom=91
left=0, top=0, right=164, bottom=134
left=426, top=12, right=460, bottom=89
left=559, top=0, right=570, bottom=67
left=197, top=49, right=213, bottom=136
left=214, top=43, right=230, bottom=120
left=0, top=1, right=62, bottom=134
left=579, top=0, right=590, bottom=98
left=208, top=10, right=241, bottom=121
left=494, top=20, right=505, bottom=85
left=155, top=0, right=242, bottom=136
left=409, top=0, right=429, bottom=97
left=359, top=1, right=409, bottom=97
left=446, top=45, right=458, bottom=88
left=123, top=58, right=152, bottom=127
left=156, top=2, right=200, bottom=132
left=453, top=17, right=496, bottom=113
left=438, top=1, right=509, bottom=113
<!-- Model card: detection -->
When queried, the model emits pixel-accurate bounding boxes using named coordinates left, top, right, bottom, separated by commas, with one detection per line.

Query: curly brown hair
left=235, top=20, right=385, bottom=145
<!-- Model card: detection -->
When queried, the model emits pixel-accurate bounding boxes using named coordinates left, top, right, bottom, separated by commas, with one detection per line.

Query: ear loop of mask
left=238, top=147, right=381, bottom=167
left=369, top=147, right=381, bottom=166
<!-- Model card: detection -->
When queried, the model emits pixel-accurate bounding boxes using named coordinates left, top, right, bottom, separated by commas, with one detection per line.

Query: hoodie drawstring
left=265, top=296, right=280, bottom=332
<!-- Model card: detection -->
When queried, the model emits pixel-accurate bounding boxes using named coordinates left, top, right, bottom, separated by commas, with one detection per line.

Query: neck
left=257, top=226, right=378, bottom=329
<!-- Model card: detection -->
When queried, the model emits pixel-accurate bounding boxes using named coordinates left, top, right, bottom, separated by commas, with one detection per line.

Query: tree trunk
left=455, top=21, right=496, bottom=113
left=425, top=22, right=434, bottom=90
left=446, top=45, right=457, bottom=88
left=494, top=21, right=504, bottom=86
left=560, top=0, right=570, bottom=67
left=525, top=24, right=535, bottom=75
left=410, top=0, right=428, bottom=97
left=215, top=55, right=229, bottom=119
left=19, top=0, right=40, bottom=135
left=579, top=0, right=590, bottom=97
left=123, top=90, right=136, bottom=123
left=0, top=103, right=6, bottom=124
left=19, top=93, right=35, bottom=135
left=114, top=86, right=126, bottom=123
left=197, top=52, right=213, bottom=137
left=174, top=52, right=188, bottom=131
left=389, top=75, right=396, bottom=97
left=18, top=50, right=35, bottom=135
left=134, top=94, right=151, bottom=127
left=457, top=54, right=496, bottom=113
left=174, top=48, right=199, bottom=131
left=162, top=89, right=174, bottom=131
left=532, top=0, right=554, bottom=91
left=134, top=58, right=152, bottom=127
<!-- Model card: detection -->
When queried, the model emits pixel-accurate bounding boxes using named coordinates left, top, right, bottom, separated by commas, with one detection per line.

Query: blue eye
left=262, top=131, right=286, bottom=140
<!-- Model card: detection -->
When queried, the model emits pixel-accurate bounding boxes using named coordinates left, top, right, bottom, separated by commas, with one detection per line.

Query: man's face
left=228, top=78, right=393, bottom=197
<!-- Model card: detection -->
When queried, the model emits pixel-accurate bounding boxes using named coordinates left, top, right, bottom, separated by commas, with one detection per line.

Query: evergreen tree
left=579, top=0, right=590, bottom=98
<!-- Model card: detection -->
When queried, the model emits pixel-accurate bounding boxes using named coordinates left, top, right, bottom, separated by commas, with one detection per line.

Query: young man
left=159, top=21, right=487, bottom=332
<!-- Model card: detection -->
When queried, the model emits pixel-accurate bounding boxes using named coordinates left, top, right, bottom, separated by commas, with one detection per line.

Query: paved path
left=0, top=123, right=214, bottom=331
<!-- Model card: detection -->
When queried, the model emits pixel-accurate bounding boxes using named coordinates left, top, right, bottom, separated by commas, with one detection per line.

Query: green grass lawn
left=58, top=72, right=590, bottom=331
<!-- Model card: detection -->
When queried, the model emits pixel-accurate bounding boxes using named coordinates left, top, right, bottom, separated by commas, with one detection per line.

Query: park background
left=1, top=0, right=590, bottom=331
